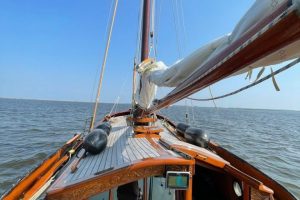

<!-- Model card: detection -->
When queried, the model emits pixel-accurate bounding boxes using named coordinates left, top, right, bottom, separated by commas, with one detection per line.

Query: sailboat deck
left=48, top=116, right=181, bottom=191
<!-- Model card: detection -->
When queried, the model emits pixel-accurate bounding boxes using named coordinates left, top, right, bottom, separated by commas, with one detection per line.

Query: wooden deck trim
left=162, top=134, right=275, bottom=196
left=127, top=116, right=157, bottom=123
left=135, top=133, right=161, bottom=138
left=209, top=142, right=297, bottom=200
left=46, top=158, right=194, bottom=200
left=2, top=134, right=81, bottom=200
left=143, top=178, right=148, bottom=200
left=185, top=172, right=193, bottom=200
left=243, top=183, right=250, bottom=200
left=224, top=165, right=274, bottom=195
left=161, top=133, right=275, bottom=195
left=23, top=155, right=69, bottom=199
left=134, top=126, right=163, bottom=134
left=160, top=137, right=229, bottom=168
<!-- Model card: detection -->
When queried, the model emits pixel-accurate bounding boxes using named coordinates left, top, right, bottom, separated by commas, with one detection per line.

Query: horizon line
left=1, top=97, right=299, bottom=112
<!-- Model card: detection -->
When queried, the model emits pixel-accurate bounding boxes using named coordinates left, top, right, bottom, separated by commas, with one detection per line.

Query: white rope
left=110, top=75, right=129, bottom=115
left=90, top=0, right=119, bottom=130
left=109, top=96, right=120, bottom=115
left=30, top=177, right=54, bottom=200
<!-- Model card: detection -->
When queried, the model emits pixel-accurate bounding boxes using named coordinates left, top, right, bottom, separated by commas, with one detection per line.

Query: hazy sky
left=1, top=0, right=300, bottom=110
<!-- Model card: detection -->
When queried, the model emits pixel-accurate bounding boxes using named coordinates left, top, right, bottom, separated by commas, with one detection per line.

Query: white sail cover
left=136, top=0, right=300, bottom=108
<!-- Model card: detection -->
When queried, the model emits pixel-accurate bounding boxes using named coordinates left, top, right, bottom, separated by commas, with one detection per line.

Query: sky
left=0, top=0, right=300, bottom=110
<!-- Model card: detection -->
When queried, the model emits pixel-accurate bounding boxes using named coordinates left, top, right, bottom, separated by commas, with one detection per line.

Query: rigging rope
left=171, top=0, right=183, bottom=58
left=149, top=0, right=156, bottom=58
left=110, top=75, right=129, bottom=115
left=184, top=99, right=189, bottom=124
left=89, top=0, right=115, bottom=104
left=187, top=58, right=300, bottom=102
left=178, top=0, right=187, bottom=50
left=151, top=0, right=155, bottom=35
left=208, top=86, right=217, bottom=108
left=132, top=0, right=144, bottom=106
left=90, top=0, right=119, bottom=130
left=190, top=99, right=195, bottom=125
left=175, top=0, right=186, bottom=53
left=109, top=96, right=120, bottom=115
left=134, top=0, right=144, bottom=63
left=154, top=0, right=163, bottom=58
left=132, top=63, right=137, bottom=105
left=83, top=0, right=115, bottom=131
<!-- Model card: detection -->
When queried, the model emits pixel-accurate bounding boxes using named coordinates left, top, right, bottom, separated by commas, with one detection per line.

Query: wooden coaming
left=47, top=161, right=193, bottom=200
left=160, top=136, right=275, bottom=195
left=209, top=142, right=297, bottom=200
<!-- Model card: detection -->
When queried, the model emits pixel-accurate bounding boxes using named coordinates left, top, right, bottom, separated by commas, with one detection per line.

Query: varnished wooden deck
left=48, top=116, right=180, bottom=191
left=70, top=126, right=160, bottom=183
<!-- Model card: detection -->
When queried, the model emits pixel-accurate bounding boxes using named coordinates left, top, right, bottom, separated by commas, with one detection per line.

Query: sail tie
left=136, top=58, right=157, bottom=73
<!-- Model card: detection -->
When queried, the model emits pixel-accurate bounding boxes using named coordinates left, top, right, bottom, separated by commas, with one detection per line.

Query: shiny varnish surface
left=46, top=116, right=194, bottom=200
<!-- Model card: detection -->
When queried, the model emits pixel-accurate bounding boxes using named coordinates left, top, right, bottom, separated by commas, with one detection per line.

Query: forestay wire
left=90, top=0, right=119, bottom=130
left=187, top=58, right=300, bottom=102
left=82, top=0, right=115, bottom=133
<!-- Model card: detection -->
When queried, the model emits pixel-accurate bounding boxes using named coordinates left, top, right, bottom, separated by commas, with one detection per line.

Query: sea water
left=0, top=98, right=299, bottom=198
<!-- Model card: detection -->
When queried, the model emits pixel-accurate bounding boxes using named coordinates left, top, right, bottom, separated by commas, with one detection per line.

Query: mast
left=134, top=0, right=151, bottom=117
left=141, top=0, right=151, bottom=61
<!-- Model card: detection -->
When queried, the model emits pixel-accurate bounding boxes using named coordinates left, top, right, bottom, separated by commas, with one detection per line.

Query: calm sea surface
left=0, top=98, right=299, bottom=199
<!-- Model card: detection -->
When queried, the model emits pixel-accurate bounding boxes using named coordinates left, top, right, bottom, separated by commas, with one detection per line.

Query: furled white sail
left=136, top=0, right=300, bottom=108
